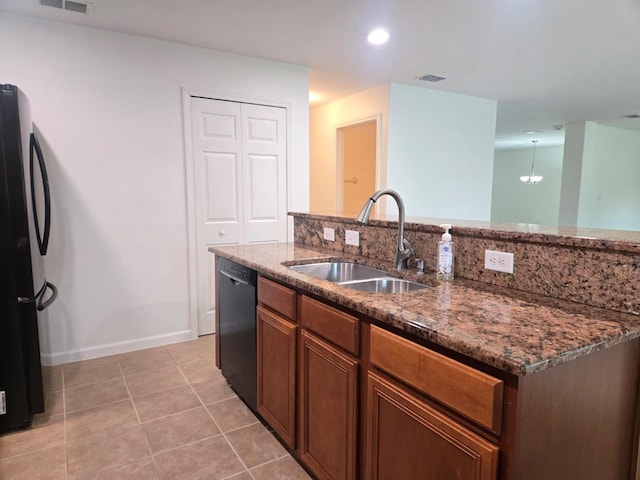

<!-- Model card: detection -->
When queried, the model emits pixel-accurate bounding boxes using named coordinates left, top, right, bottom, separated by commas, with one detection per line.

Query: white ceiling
left=2, top=0, right=639, bottom=149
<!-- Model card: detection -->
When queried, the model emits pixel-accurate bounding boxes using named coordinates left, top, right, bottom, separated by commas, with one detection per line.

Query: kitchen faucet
left=356, top=189, right=414, bottom=270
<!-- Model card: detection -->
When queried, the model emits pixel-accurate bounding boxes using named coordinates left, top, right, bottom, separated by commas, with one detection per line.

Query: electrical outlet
left=345, top=229, right=360, bottom=247
left=484, top=250, right=514, bottom=274
left=323, top=227, right=335, bottom=241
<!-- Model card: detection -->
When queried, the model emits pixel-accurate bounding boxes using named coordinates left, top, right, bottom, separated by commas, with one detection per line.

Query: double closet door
left=190, top=97, right=287, bottom=334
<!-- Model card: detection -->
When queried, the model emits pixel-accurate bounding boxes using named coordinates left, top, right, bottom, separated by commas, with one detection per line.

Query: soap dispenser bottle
left=437, top=224, right=454, bottom=281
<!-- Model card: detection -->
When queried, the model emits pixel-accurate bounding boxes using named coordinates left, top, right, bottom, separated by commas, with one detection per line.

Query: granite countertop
left=210, top=243, right=640, bottom=376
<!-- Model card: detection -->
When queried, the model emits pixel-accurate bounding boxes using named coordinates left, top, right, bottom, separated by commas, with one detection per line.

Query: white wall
left=577, top=123, right=640, bottom=230
left=558, top=121, right=592, bottom=227
left=491, top=145, right=564, bottom=225
left=559, top=121, right=640, bottom=230
left=1, top=13, right=309, bottom=364
left=309, top=85, right=389, bottom=212
left=387, top=84, right=497, bottom=220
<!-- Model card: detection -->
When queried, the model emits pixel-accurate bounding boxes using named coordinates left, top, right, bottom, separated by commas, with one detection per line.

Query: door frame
left=335, top=114, right=383, bottom=213
left=182, top=87, right=292, bottom=337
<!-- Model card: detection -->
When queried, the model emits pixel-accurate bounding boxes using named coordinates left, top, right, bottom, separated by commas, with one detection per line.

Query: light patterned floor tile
left=0, top=444, right=66, bottom=480
left=67, top=425, right=150, bottom=479
left=132, top=384, right=201, bottom=422
left=153, top=436, right=244, bottom=480
left=225, top=422, right=288, bottom=469
left=142, top=407, right=221, bottom=454
left=0, top=414, right=65, bottom=459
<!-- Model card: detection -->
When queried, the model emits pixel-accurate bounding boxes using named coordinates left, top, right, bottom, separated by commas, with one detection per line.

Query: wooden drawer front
left=258, top=276, right=296, bottom=320
left=369, top=325, right=503, bottom=433
left=366, top=371, right=499, bottom=480
left=300, top=295, right=359, bottom=355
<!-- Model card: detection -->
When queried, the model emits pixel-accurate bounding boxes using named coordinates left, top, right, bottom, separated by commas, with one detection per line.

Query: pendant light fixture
left=520, top=140, right=543, bottom=184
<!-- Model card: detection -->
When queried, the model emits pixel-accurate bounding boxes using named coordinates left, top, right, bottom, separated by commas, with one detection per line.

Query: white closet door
left=241, top=103, right=287, bottom=243
left=190, top=97, right=287, bottom=334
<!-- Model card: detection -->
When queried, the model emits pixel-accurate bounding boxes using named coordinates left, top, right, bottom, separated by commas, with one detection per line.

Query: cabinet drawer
left=300, top=295, right=359, bottom=355
left=369, top=325, right=503, bottom=433
left=258, top=276, right=296, bottom=320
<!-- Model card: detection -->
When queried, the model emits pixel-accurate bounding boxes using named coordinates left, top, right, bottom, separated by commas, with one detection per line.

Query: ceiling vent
left=38, top=0, right=92, bottom=14
left=416, top=74, right=446, bottom=83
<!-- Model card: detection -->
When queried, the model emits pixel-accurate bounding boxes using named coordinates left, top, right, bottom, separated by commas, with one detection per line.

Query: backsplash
left=292, top=213, right=640, bottom=316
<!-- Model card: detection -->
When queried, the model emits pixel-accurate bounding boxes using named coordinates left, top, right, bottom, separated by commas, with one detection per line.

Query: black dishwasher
left=217, top=257, right=258, bottom=412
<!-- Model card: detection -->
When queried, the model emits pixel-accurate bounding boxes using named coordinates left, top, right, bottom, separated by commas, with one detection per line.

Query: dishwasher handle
left=219, top=269, right=249, bottom=285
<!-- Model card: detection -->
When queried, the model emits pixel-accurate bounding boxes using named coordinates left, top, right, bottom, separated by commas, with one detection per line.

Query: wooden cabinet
left=299, top=329, right=359, bottom=480
left=369, top=325, right=503, bottom=433
left=366, top=325, right=500, bottom=480
left=365, top=371, right=499, bottom=480
left=248, top=271, right=640, bottom=480
left=257, top=305, right=296, bottom=447
left=299, top=295, right=360, bottom=480
left=257, top=277, right=297, bottom=448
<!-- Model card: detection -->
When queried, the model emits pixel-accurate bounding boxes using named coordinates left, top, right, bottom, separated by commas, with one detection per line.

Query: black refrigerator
left=0, top=84, right=57, bottom=433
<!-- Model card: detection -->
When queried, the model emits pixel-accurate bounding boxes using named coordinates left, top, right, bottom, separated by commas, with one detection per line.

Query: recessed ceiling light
left=524, top=130, right=541, bottom=134
left=309, top=92, right=321, bottom=103
left=367, top=29, right=389, bottom=45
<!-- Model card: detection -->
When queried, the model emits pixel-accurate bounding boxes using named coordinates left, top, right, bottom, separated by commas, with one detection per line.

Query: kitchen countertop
left=210, top=243, right=640, bottom=376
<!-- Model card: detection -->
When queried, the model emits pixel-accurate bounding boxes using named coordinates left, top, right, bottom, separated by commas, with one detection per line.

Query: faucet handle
left=402, top=238, right=414, bottom=256
left=395, top=238, right=415, bottom=270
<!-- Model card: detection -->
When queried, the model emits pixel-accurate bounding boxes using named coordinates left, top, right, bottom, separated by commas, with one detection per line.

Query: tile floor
left=0, top=335, right=312, bottom=480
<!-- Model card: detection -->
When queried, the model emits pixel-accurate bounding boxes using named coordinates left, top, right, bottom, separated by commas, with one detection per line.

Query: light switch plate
left=345, top=229, right=360, bottom=246
left=323, top=227, right=335, bottom=241
left=484, top=250, right=514, bottom=274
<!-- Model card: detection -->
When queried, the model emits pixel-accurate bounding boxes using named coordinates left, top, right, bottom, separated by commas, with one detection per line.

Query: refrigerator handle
left=17, top=280, right=47, bottom=304
left=37, top=282, right=58, bottom=311
left=30, top=132, right=51, bottom=256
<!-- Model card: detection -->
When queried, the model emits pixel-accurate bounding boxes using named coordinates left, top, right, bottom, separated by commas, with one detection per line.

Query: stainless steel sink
left=340, top=278, right=428, bottom=293
left=289, top=261, right=429, bottom=294
left=289, top=262, right=388, bottom=283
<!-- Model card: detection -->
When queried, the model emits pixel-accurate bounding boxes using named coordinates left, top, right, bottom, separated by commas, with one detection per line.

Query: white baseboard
left=40, top=330, right=197, bottom=366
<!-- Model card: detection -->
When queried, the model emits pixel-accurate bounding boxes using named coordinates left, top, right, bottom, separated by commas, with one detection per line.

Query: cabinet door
left=257, top=305, right=296, bottom=448
left=299, top=329, right=358, bottom=480
left=365, top=371, right=499, bottom=480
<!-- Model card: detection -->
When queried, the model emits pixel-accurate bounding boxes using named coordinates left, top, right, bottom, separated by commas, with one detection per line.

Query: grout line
left=117, top=355, right=160, bottom=476
left=138, top=404, right=206, bottom=425
left=247, top=453, right=300, bottom=472
left=178, top=363, right=257, bottom=480
left=64, top=383, right=130, bottom=416
left=117, top=358, right=142, bottom=426
left=28, top=337, right=229, bottom=480
left=149, top=432, right=225, bottom=456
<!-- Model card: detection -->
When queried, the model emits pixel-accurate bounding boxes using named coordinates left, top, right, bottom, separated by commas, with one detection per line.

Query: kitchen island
left=211, top=240, right=640, bottom=480
left=211, top=242, right=640, bottom=375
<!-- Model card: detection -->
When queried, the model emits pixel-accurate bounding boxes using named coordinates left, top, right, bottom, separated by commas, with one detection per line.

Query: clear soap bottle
left=437, top=224, right=454, bottom=281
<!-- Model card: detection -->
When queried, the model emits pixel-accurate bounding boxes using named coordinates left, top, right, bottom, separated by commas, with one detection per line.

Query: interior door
left=191, top=98, right=243, bottom=335
left=241, top=103, right=287, bottom=243
left=339, top=120, right=377, bottom=214
left=190, top=97, right=287, bottom=335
